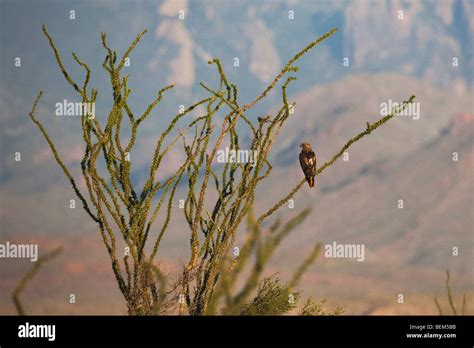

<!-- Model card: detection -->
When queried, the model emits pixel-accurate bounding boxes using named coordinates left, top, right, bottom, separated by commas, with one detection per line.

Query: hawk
left=299, top=142, right=317, bottom=188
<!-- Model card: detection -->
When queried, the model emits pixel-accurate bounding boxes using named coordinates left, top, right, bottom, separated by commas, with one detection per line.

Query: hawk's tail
left=306, top=176, right=315, bottom=188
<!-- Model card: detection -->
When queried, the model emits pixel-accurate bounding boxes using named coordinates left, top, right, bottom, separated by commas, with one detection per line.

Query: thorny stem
left=12, top=247, right=63, bottom=315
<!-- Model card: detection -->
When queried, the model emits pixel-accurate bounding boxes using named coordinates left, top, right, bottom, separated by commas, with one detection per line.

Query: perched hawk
left=299, top=142, right=317, bottom=188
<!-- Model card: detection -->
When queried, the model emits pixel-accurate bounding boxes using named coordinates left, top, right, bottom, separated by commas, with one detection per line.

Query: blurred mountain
left=1, top=0, right=473, bottom=119
left=1, top=0, right=472, bottom=193
left=185, top=0, right=473, bottom=88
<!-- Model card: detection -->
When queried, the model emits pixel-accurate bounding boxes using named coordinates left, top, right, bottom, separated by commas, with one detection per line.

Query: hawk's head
left=299, top=142, right=312, bottom=152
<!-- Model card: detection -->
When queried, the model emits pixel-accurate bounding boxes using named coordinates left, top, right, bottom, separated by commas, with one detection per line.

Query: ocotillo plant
left=29, top=25, right=415, bottom=315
